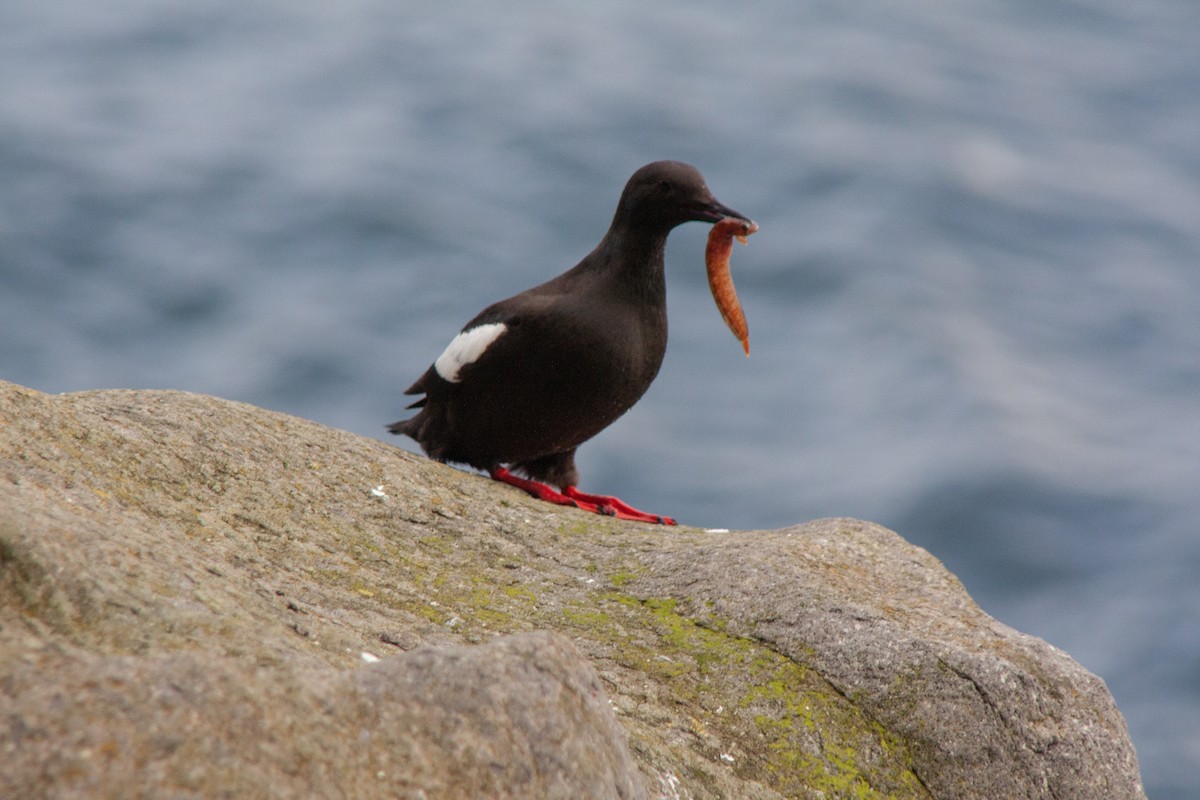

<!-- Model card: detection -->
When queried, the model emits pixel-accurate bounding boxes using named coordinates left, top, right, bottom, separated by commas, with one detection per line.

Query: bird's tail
left=388, top=408, right=445, bottom=462
left=387, top=415, right=418, bottom=437
left=390, top=370, right=431, bottom=439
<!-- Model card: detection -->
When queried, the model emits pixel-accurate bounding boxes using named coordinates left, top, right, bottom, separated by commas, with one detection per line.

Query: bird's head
left=615, top=161, right=753, bottom=233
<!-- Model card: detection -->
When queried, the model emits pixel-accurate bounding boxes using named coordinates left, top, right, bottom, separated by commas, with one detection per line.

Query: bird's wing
left=403, top=292, right=566, bottom=400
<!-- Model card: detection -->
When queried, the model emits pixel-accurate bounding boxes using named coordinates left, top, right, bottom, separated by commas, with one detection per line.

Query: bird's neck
left=590, top=225, right=669, bottom=305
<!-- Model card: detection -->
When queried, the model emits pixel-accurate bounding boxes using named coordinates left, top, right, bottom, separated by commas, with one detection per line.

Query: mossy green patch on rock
left=551, top=590, right=927, bottom=799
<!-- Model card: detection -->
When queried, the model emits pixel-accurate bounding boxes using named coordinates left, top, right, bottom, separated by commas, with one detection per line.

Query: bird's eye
left=658, top=180, right=673, bottom=194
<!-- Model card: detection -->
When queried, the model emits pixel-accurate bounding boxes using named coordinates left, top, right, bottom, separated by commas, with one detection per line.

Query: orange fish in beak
left=705, top=216, right=758, bottom=355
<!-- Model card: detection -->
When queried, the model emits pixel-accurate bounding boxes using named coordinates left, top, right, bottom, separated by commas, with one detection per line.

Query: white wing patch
left=433, top=322, right=508, bottom=383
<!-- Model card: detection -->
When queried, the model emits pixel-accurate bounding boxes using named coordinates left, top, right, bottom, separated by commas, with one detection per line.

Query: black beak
left=688, top=198, right=753, bottom=225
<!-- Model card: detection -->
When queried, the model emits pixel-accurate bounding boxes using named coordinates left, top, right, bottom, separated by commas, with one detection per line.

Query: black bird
left=390, top=161, right=753, bottom=524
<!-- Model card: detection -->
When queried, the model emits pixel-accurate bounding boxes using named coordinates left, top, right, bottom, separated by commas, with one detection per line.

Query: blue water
left=3, top=2, right=1197, bottom=795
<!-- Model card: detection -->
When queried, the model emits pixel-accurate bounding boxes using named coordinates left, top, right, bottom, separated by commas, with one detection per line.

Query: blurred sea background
left=3, top=1, right=1197, bottom=795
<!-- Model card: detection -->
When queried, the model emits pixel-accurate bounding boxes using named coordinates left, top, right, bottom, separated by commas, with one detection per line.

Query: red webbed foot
left=490, top=468, right=676, bottom=525
left=561, top=486, right=676, bottom=525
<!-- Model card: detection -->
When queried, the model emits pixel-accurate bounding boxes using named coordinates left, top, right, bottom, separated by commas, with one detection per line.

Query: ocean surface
left=3, top=1, right=1197, bottom=795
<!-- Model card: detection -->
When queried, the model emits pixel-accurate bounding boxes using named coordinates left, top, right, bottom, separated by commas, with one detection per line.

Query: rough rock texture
left=0, top=380, right=1145, bottom=799
left=1, top=632, right=640, bottom=800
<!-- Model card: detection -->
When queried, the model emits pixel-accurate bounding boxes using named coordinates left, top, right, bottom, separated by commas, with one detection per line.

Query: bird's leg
left=562, top=486, right=677, bottom=526
left=490, top=468, right=676, bottom=525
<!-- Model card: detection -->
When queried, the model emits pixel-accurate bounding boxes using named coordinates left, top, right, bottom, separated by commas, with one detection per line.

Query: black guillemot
left=390, top=160, right=754, bottom=524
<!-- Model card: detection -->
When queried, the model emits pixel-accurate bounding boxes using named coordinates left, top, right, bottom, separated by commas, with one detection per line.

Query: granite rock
left=0, top=381, right=1145, bottom=799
